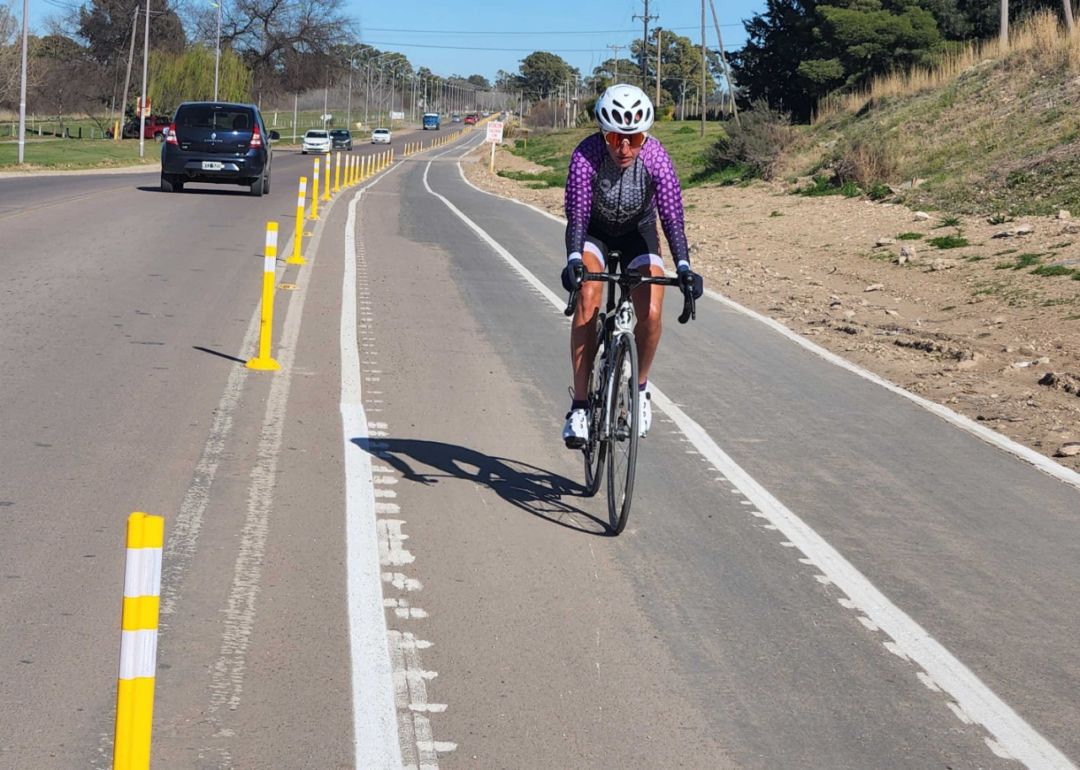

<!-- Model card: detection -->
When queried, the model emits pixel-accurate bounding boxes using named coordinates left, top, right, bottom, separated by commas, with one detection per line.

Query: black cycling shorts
left=584, top=228, right=662, bottom=272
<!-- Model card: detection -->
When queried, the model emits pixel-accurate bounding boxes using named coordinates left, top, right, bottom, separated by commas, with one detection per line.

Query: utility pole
left=17, top=0, right=28, bottom=163
left=700, top=0, right=706, bottom=137
left=138, top=0, right=150, bottom=159
left=607, top=43, right=625, bottom=82
left=708, top=0, right=740, bottom=126
left=117, top=8, right=138, bottom=142
left=633, top=0, right=658, bottom=90
left=213, top=0, right=221, bottom=100
left=655, top=29, right=662, bottom=110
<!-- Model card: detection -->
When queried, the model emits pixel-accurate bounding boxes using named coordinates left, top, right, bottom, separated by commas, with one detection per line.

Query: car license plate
left=202, top=161, right=223, bottom=171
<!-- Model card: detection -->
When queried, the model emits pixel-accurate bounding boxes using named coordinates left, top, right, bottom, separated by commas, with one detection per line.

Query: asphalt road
left=0, top=126, right=1078, bottom=769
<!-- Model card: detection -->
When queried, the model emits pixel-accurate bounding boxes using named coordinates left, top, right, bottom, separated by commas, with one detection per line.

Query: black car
left=330, top=128, right=353, bottom=150
left=160, top=101, right=279, bottom=196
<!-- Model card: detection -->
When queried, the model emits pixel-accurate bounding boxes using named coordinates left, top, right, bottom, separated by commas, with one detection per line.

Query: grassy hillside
left=785, top=13, right=1080, bottom=216
left=505, top=121, right=728, bottom=189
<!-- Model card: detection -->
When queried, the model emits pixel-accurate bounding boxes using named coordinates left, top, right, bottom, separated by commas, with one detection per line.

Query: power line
left=359, top=23, right=743, bottom=35
left=356, top=35, right=746, bottom=54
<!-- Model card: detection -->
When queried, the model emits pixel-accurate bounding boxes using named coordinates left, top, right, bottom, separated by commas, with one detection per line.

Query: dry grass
left=814, top=13, right=1077, bottom=122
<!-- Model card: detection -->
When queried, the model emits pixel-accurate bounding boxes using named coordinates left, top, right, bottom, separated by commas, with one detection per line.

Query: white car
left=302, top=129, right=331, bottom=154
left=371, top=128, right=392, bottom=145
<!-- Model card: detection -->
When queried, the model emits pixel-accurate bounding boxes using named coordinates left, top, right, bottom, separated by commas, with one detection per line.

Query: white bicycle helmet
left=595, top=83, right=655, bottom=134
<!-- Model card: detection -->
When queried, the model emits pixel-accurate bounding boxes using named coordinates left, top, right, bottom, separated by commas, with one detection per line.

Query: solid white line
left=454, top=165, right=1080, bottom=492
left=423, top=170, right=1078, bottom=770
left=342, top=187, right=405, bottom=769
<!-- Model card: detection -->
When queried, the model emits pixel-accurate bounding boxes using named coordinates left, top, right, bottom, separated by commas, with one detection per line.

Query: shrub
left=833, top=138, right=898, bottom=192
left=702, top=101, right=795, bottom=180
left=928, top=234, right=969, bottom=248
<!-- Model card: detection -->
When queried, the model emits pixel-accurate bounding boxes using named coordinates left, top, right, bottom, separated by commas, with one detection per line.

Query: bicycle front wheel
left=606, top=334, right=639, bottom=534
left=583, top=338, right=607, bottom=497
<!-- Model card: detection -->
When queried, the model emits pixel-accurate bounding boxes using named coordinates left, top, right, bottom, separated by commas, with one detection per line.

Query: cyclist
left=561, top=83, right=702, bottom=448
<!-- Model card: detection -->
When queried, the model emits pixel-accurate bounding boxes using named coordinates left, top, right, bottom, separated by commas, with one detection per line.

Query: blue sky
left=27, top=0, right=765, bottom=83
left=349, top=0, right=763, bottom=81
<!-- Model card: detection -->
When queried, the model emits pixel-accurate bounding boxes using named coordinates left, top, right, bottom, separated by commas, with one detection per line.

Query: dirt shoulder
left=462, top=143, right=1080, bottom=473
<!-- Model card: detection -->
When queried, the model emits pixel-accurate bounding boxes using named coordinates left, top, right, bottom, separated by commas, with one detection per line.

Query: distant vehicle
left=422, top=113, right=441, bottom=130
left=371, top=128, right=392, bottom=145
left=160, top=101, right=279, bottom=196
left=109, top=115, right=171, bottom=140
left=481, top=110, right=490, bottom=117
left=463, top=114, right=477, bottom=125
left=329, top=128, right=353, bottom=150
left=302, top=130, right=331, bottom=154
left=451, top=113, right=462, bottom=123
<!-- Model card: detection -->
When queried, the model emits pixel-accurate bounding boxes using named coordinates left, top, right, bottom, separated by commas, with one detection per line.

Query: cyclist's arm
left=643, top=141, right=692, bottom=272
left=564, top=138, right=601, bottom=262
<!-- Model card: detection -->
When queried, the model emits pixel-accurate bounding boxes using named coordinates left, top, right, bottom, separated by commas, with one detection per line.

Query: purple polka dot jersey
left=563, top=133, right=691, bottom=269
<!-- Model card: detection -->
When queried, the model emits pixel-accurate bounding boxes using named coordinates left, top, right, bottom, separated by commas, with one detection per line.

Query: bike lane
left=324, top=138, right=1074, bottom=767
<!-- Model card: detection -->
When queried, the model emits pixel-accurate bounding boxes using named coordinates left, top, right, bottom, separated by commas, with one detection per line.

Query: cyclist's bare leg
left=570, top=249, right=605, bottom=400
left=632, top=261, right=666, bottom=386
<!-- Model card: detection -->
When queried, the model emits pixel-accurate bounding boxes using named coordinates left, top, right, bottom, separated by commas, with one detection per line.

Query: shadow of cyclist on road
left=352, top=437, right=611, bottom=536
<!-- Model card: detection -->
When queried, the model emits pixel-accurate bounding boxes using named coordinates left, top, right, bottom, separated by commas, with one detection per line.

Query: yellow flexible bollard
left=247, top=222, right=281, bottom=371
left=347, top=155, right=353, bottom=186
left=333, top=152, right=341, bottom=193
left=309, top=159, right=320, bottom=220
left=113, top=512, right=165, bottom=770
left=322, top=155, right=331, bottom=202
left=288, top=177, right=307, bottom=265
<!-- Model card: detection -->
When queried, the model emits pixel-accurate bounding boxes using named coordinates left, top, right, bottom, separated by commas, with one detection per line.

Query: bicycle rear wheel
left=583, top=339, right=608, bottom=497
left=606, top=334, right=639, bottom=534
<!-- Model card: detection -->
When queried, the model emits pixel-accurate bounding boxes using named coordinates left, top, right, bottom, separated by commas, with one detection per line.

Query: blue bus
left=422, top=113, right=441, bottom=130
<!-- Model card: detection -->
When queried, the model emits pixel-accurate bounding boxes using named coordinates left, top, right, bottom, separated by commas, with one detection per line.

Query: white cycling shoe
left=639, top=390, right=652, bottom=438
left=563, top=408, right=589, bottom=449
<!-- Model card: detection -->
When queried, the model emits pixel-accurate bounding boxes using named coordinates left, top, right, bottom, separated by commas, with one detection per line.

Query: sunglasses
left=603, top=131, right=646, bottom=150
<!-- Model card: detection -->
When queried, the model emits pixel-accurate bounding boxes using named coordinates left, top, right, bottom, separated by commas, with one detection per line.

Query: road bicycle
left=564, top=256, right=696, bottom=534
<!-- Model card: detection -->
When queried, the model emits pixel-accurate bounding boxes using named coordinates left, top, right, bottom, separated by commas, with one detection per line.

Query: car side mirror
left=269, top=130, right=280, bottom=140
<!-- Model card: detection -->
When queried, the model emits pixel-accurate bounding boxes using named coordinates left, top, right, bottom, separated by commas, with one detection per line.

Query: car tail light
left=250, top=125, right=263, bottom=149
left=165, top=122, right=178, bottom=145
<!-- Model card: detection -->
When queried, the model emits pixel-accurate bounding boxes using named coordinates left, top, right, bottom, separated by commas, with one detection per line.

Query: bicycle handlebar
left=563, top=272, right=697, bottom=324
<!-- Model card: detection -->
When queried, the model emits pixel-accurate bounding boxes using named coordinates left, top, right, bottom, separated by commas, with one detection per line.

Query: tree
left=732, top=0, right=943, bottom=121
left=77, top=0, right=185, bottom=66
left=518, top=51, right=576, bottom=99
left=201, top=0, right=355, bottom=98
left=0, top=2, right=25, bottom=109
left=29, top=34, right=107, bottom=126
left=466, top=74, right=490, bottom=90
left=149, top=46, right=251, bottom=111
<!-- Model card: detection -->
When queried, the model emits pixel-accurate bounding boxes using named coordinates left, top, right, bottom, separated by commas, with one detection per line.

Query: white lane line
left=208, top=199, right=321, bottom=723
left=341, top=188, right=405, bottom=769
left=159, top=322, right=255, bottom=619
left=423, top=171, right=1078, bottom=770
left=454, top=164, right=1080, bottom=493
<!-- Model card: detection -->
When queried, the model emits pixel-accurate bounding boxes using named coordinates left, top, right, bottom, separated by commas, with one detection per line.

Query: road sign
left=486, top=121, right=504, bottom=143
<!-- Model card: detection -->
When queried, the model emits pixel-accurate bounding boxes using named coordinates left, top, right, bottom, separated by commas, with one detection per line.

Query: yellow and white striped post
left=346, top=156, right=353, bottom=186
left=351, top=155, right=357, bottom=185
left=113, top=512, right=164, bottom=770
left=247, top=222, right=280, bottom=371
left=288, top=177, right=307, bottom=265
left=309, top=160, right=320, bottom=221
left=333, top=152, right=341, bottom=193
left=322, top=155, right=331, bottom=202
